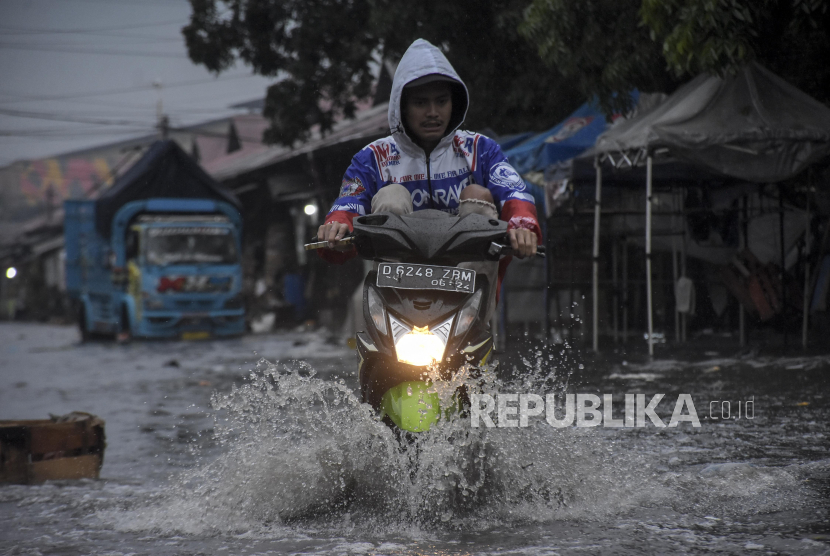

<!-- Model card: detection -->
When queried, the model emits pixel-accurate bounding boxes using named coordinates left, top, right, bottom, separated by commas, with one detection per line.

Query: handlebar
left=303, top=235, right=544, bottom=258
left=488, top=242, right=546, bottom=259
left=303, top=236, right=354, bottom=251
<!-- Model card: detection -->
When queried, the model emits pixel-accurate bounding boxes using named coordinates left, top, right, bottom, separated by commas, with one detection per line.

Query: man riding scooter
left=317, top=38, right=541, bottom=321
left=314, top=38, right=543, bottom=432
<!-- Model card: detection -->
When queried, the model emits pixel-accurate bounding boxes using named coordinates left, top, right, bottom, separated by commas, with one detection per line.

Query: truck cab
left=123, top=213, right=244, bottom=339
left=66, top=198, right=245, bottom=340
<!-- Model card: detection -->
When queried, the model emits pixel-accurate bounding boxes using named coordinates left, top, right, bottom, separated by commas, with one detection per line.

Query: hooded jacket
left=322, top=39, right=541, bottom=262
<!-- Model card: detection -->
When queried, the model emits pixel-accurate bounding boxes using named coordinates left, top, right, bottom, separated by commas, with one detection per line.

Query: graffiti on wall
left=18, top=157, right=114, bottom=205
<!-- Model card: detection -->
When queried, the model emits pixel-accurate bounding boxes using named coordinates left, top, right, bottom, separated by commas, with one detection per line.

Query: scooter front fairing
left=356, top=267, right=494, bottom=433
left=307, top=210, right=541, bottom=434
left=348, top=211, right=506, bottom=433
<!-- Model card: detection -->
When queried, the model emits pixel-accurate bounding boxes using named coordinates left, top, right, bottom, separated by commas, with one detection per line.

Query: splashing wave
left=103, top=356, right=822, bottom=538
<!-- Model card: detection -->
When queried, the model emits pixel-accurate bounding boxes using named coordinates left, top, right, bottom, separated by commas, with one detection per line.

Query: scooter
left=306, top=210, right=544, bottom=433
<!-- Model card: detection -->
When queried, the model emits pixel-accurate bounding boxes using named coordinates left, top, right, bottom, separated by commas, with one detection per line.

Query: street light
left=6, top=267, right=16, bottom=279
left=304, top=203, right=317, bottom=216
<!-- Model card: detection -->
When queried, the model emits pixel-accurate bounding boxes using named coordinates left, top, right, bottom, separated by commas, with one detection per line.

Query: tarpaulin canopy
left=577, top=63, right=830, bottom=355
left=503, top=95, right=637, bottom=175
left=586, top=62, right=830, bottom=182
left=95, top=140, right=241, bottom=238
left=497, top=131, right=535, bottom=152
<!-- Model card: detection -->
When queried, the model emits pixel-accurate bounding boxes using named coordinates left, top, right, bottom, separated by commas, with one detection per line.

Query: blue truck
left=64, top=140, right=246, bottom=340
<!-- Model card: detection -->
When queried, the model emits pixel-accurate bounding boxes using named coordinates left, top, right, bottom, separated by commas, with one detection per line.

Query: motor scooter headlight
left=367, top=287, right=387, bottom=335
left=453, top=289, right=483, bottom=337
left=389, top=314, right=453, bottom=367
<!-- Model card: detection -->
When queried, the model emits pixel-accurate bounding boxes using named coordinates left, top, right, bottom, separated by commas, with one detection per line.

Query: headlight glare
left=454, top=289, right=483, bottom=337
left=395, top=325, right=446, bottom=367
left=367, top=287, right=387, bottom=335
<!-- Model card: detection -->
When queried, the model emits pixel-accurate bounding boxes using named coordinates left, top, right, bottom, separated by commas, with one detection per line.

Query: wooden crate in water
left=0, top=412, right=106, bottom=484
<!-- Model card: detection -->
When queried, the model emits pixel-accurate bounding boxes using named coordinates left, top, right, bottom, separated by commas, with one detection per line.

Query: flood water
left=1, top=322, right=828, bottom=555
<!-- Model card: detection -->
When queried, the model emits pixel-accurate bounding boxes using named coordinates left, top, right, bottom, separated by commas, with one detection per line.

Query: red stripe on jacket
left=496, top=200, right=542, bottom=301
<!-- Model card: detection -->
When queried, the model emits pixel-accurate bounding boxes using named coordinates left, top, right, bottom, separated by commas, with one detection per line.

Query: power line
left=8, top=0, right=188, bottom=6
left=26, top=96, right=257, bottom=116
left=2, top=37, right=183, bottom=48
left=0, top=107, right=151, bottom=126
left=0, top=120, right=268, bottom=143
left=0, top=42, right=189, bottom=58
left=0, top=73, right=264, bottom=105
left=0, top=19, right=184, bottom=35
left=0, top=127, right=154, bottom=137
left=0, top=133, right=152, bottom=148
left=0, top=98, right=268, bottom=129
left=0, top=111, right=268, bottom=140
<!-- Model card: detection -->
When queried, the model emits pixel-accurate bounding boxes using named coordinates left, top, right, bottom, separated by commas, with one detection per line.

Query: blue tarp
left=496, top=131, right=536, bottom=152
left=502, top=93, right=639, bottom=175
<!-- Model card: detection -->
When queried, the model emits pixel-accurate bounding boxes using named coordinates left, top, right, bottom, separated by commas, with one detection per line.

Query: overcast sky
left=0, top=0, right=273, bottom=167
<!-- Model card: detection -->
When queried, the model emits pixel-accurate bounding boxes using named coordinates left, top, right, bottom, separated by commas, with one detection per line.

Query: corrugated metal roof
left=206, top=103, right=390, bottom=182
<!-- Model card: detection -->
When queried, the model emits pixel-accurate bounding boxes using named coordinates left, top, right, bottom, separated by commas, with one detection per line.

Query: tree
left=521, top=0, right=830, bottom=118
left=519, top=0, right=675, bottom=118
left=183, top=0, right=583, bottom=147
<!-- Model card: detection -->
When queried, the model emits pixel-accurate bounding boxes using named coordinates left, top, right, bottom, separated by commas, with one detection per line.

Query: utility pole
left=153, top=80, right=168, bottom=139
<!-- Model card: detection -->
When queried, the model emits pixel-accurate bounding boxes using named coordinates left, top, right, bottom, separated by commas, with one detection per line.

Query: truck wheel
left=78, top=306, right=92, bottom=343
left=116, top=306, right=132, bottom=344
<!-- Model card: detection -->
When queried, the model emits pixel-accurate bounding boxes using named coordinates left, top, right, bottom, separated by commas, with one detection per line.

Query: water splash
left=103, top=354, right=825, bottom=540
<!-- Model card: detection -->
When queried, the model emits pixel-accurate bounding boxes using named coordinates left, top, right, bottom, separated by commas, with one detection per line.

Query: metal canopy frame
left=591, top=149, right=663, bottom=355
left=588, top=148, right=815, bottom=355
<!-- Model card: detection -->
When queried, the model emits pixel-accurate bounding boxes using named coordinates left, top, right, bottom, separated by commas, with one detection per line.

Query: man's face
left=403, top=81, right=453, bottom=148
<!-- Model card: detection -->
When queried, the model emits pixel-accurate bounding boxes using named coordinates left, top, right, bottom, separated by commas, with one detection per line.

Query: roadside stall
left=576, top=62, right=830, bottom=353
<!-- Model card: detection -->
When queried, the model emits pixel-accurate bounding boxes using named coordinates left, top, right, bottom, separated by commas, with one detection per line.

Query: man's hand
left=317, top=222, right=352, bottom=250
left=507, top=228, right=538, bottom=259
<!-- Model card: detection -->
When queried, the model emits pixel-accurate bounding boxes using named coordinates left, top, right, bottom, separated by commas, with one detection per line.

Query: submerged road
left=0, top=322, right=828, bottom=555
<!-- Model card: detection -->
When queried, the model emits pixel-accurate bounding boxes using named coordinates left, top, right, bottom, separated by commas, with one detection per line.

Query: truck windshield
left=144, top=226, right=238, bottom=265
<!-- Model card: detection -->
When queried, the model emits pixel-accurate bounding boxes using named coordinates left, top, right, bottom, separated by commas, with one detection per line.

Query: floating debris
left=0, top=412, right=106, bottom=484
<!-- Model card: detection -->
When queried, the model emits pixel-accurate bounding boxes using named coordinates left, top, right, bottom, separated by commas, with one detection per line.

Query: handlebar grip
left=488, top=242, right=546, bottom=258
left=303, top=236, right=354, bottom=251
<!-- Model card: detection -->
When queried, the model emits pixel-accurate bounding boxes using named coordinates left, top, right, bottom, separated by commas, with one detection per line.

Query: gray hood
left=389, top=39, right=469, bottom=154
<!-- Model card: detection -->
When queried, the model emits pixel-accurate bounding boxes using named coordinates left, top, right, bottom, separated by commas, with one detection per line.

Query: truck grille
left=174, top=299, right=215, bottom=309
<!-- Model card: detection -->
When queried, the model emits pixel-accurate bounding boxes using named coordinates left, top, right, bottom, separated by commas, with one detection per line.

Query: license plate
left=376, top=263, right=475, bottom=292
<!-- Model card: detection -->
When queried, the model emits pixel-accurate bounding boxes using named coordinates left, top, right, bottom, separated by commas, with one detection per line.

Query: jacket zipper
left=426, top=155, right=434, bottom=208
